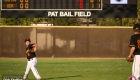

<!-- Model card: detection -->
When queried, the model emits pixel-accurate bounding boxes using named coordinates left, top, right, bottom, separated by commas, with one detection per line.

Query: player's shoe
left=23, top=74, right=28, bottom=80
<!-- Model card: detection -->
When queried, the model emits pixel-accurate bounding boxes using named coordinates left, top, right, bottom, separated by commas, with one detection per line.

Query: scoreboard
left=1, top=0, right=138, bottom=18
left=2, top=0, right=102, bottom=10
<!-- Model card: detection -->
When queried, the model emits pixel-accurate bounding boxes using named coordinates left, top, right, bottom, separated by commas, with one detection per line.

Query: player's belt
left=28, top=58, right=33, bottom=61
left=28, top=57, right=36, bottom=61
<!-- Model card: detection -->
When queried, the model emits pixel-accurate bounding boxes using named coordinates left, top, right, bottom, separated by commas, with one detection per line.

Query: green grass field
left=0, top=58, right=132, bottom=80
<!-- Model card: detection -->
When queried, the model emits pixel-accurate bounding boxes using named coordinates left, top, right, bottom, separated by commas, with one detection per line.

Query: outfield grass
left=0, top=58, right=132, bottom=80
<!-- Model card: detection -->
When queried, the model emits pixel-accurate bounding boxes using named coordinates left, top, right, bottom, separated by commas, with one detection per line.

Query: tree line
left=0, top=0, right=140, bottom=26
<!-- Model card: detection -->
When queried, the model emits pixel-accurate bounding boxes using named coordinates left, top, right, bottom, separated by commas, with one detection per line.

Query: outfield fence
left=0, top=26, right=133, bottom=58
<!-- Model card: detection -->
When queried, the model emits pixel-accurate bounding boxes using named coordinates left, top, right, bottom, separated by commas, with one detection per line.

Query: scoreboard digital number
left=1, top=0, right=102, bottom=10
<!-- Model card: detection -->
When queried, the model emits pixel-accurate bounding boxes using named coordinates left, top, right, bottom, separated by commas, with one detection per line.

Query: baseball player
left=23, top=39, right=41, bottom=80
left=127, top=24, right=140, bottom=80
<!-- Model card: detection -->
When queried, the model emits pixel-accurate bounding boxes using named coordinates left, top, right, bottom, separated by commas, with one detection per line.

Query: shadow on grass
left=42, top=75, right=82, bottom=80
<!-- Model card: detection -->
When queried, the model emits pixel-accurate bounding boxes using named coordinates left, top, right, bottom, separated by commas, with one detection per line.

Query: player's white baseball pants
left=132, top=55, right=140, bottom=80
left=23, top=57, right=41, bottom=79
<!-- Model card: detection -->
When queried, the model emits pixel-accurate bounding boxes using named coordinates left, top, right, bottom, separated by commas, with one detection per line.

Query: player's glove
left=126, top=56, right=134, bottom=62
left=28, top=44, right=34, bottom=49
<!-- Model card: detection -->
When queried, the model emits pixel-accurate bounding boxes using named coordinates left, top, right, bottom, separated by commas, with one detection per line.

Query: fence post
left=119, top=18, right=122, bottom=26
left=87, top=17, right=89, bottom=26
left=15, top=18, right=18, bottom=26
left=87, top=18, right=89, bottom=56
left=15, top=18, right=18, bottom=57
left=36, top=27, right=37, bottom=44
left=52, top=18, right=55, bottom=58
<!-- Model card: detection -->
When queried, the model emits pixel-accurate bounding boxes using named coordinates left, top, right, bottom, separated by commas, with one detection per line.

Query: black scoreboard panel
left=1, top=0, right=138, bottom=18
left=2, top=0, right=102, bottom=10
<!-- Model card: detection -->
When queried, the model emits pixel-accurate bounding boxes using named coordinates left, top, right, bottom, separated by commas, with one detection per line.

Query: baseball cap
left=133, top=24, right=140, bottom=30
left=25, top=38, right=31, bottom=42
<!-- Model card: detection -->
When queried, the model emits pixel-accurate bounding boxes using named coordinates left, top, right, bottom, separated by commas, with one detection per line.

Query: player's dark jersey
left=26, top=47, right=36, bottom=59
left=129, top=34, right=140, bottom=55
